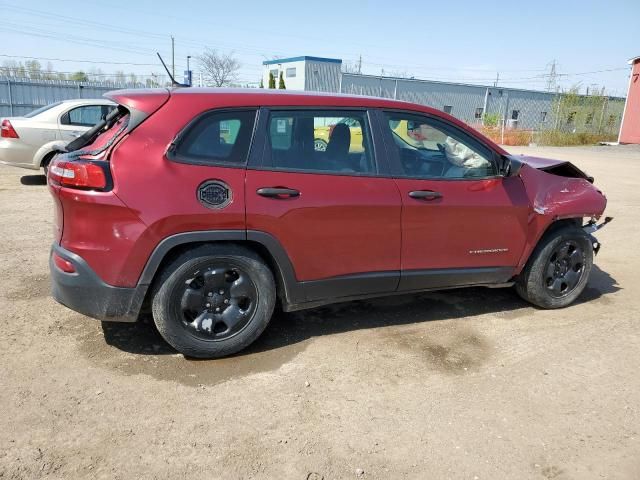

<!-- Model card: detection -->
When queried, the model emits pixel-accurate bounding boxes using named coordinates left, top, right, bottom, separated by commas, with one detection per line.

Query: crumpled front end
left=515, top=158, right=609, bottom=270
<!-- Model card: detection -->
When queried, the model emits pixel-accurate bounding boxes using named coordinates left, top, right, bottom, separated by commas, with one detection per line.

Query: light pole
left=187, top=55, right=192, bottom=86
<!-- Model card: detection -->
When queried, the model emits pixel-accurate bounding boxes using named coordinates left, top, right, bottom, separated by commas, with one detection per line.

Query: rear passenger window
left=172, top=110, right=256, bottom=165
left=63, top=105, right=105, bottom=127
left=264, top=110, right=375, bottom=174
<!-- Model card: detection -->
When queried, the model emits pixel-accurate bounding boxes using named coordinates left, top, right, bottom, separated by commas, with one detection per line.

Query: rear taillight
left=48, top=157, right=108, bottom=190
left=1, top=119, right=19, bottom=138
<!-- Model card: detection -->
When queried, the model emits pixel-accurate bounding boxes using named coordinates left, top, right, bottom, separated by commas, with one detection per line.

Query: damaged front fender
left=516, top=162, right=608, bottom=270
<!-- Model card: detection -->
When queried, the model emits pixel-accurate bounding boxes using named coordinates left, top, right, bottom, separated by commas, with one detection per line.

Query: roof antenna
left=156, top=52, right=188, bottom=87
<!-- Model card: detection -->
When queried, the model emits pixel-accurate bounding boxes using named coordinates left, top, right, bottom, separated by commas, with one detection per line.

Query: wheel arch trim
left=137, top=230, right=305, bottom=305
left=516, top=217, right=584, bottom=272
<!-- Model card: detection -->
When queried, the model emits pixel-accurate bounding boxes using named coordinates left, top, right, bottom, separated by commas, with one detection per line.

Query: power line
left=0, top=4, right=629, bottom=91
left=4, top=3, right=622, bottom=80
left=0, top=54, right=159, bottom=66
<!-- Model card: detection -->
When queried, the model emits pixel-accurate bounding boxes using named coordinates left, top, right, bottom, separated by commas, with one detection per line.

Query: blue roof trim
left=263, top=56, right=342, bottom=65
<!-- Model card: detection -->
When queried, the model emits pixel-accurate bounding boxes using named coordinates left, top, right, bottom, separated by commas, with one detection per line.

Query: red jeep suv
left=48, top=88, right=610, bottom=358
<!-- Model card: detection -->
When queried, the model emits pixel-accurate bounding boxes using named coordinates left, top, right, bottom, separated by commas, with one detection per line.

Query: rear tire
left=151, top=244, right=276, bottom=358
left=516, top=225, right=593, bottom=309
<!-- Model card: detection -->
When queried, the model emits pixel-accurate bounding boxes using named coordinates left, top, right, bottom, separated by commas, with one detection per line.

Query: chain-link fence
left=1, top=74, right=626, bottom=146
left=0, top=76, right=148, bottom=117
left=340, top=73, right=625, bottom=145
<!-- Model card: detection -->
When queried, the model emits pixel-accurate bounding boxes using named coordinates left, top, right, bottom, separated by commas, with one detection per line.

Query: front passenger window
left=385, top=114, right=496, bottom=179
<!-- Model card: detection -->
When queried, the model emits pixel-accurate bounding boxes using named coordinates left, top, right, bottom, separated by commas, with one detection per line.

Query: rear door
left=379, top=110, right=530, bottom=291
left=245, top=108, right=402, bottom=302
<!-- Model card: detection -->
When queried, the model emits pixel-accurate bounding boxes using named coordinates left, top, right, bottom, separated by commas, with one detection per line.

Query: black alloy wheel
left=180, top=264, right=258, bottom=340
left=544, top=240, right=586, bottom=298
left=515, top=225, right=594, bottom=309
left=151, top=244, right=276, bottom=358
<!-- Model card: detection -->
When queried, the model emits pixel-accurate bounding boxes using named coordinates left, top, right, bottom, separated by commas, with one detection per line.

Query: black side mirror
left=500, top=155, right=523, bottom=177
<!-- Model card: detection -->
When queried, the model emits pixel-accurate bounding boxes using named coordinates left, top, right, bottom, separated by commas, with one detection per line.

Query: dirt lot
left=0, top=144, right=639, bottom=479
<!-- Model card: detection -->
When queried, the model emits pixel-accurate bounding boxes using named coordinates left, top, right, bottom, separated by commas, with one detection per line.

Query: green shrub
left=482, top=112, right=501, bottom=128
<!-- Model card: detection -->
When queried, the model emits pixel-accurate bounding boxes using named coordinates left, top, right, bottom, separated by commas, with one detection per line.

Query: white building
left=262, top=56, right=342, bottom=92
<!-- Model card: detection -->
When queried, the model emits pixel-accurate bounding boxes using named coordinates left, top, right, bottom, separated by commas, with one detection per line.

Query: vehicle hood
left=508, top=154, right=593, bottom=182
left=513, top=154, right=565, bottom=169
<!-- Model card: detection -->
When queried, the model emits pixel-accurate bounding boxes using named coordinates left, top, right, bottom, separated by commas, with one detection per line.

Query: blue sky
left=1, top=0, right=638, bottom=95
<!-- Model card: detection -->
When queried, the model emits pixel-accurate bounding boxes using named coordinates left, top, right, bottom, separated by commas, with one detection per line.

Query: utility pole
left=357, top=55, right=362, bottom=75
left=494, top=72, right=499, bottom=87
left=171, top=35, right=175, bottom=79
left=187, top=55, right=191, bottom=86
left=546, top=59, right=557, bottom=92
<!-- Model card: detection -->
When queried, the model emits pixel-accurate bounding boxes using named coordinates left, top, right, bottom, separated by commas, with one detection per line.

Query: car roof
left=169, top=87, right=439, bottom=112
left=59, top=98, right=116, bottom=107
left=105, top=87, right=507, bottom=155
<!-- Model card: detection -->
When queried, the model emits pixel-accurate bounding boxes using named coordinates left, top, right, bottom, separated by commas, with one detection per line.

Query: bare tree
left=199, top=49, right=240, bottom=87
left=44, top=61, right=56, bottom=80
left=114, top=70, right=126, bottom=83
left=25, top=60, right=42, bottom=79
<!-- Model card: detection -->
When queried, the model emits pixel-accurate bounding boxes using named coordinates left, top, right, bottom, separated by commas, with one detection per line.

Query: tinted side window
left=173, top=110, right=256, bottom=165
left=265, top=110, right=375, bottom=174
left=64, top=105, right=104, bottom=127
left=385, top=112, right=496, bottom=179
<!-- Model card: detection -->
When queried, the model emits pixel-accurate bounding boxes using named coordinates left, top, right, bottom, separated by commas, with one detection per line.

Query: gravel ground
left=0, top=144, right=639, bottom=479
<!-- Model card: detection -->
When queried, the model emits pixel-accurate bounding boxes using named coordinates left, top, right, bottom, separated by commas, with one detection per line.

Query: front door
left=245, top=108, right=402, bottom=301
left=379, top=111, right=530, bottom=291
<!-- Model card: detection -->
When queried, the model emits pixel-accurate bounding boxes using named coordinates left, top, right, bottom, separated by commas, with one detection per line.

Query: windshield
left=24, top=101, right=64, bottom=118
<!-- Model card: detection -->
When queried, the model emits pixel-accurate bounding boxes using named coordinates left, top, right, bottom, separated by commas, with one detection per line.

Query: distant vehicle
left=313, top=118, right=419, bottom=153
left=48, top=88, right=611, bottom=359
left=313, top=117, right=364, bottom=152
left=0, top=99, right=116, bottom=174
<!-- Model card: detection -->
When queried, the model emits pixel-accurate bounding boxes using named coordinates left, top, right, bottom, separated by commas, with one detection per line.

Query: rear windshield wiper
left=64, top=106, right=126, bottom=153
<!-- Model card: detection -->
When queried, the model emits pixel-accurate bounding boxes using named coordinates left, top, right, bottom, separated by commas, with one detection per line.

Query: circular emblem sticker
left=197, top=180, right=232, bottom=209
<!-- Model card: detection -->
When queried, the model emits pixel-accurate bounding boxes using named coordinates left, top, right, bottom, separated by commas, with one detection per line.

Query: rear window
left=24, top=101, right=63, bottom=118
left=170, top=109, right=257, bottom=165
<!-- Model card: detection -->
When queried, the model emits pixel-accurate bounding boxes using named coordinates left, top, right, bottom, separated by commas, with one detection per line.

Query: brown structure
left=619, top=56, right=640, bottom=144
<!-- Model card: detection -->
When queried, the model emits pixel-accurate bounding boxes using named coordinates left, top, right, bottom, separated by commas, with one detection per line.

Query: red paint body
left=619, top=57, right=640, bottom=144
left=48, top=89, right=608, bottom=290
left=245, top=170, right=401, bottom=280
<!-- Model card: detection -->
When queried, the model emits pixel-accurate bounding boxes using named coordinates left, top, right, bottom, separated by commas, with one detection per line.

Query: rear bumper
left=50, top=244, right=146, bottom=322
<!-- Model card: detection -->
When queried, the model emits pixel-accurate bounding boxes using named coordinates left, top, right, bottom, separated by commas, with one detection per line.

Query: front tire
left=151, top=244, right=276, bottom=358
left=516, top=225, right=593, bottom=309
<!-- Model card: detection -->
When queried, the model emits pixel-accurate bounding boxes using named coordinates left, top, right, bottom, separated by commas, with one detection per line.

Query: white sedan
left=0, top=99, right=116, bottom=173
